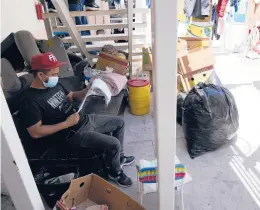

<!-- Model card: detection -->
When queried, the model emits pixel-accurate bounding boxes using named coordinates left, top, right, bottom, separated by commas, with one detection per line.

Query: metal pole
left=152, top=0, right=178, bottom=209
left=1, top=88, right=45, bottom=210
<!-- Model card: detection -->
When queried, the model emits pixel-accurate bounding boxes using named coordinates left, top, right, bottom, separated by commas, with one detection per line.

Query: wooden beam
left=67, top=43, right=145, bottom=52
left=42, top=8, right=150, bottom=18
left=52, top=22, right=147, bottom=32
left=1, top=88, right=45, bottom=210
left=152, top=0, right=178, bottom=209
left=41, top=0, right=53, bottom=39
left=127, top=0, right=134, bottom=77
left=50, top=0, right=92, bottom=64
left=62, top=33, right=146, bottom=43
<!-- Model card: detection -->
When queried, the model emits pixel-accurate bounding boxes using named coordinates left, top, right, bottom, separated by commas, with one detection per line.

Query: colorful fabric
left=136, top=163, right=186, bottom=184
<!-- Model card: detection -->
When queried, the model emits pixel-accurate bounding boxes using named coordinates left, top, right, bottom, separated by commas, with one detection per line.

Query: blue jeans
left=146, top=0, right=151, bottom=8
left=69, top=2, right=90, bottom=36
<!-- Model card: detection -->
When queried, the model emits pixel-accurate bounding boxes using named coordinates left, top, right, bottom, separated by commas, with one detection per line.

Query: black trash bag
left=177, top=92, right=187, bottom=125
left=182, top=83, right=239, bottom=158
left=31, top=163, right=105, bottom=208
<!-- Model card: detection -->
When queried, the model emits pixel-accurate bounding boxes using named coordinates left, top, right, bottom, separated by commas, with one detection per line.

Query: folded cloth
left=91, top=73, right=127, bottom=96
left=44, top=173, right=75, bottom=184
left=87, top=78, right=112, bottom=105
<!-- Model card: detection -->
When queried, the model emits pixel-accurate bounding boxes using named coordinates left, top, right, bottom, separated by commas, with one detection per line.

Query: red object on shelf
left=35, top=3, right=44, bottom=20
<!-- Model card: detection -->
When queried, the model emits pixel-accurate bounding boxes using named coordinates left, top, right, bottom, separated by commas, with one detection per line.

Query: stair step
left=53, top=23, right=147, bottom=32
left=67, top=43, right=145, bottom=52
left=43, top=8, right=150, bottom=18
left=87, top=51, right=143, bottom=59
left=62, top=34, right=146, bottom=43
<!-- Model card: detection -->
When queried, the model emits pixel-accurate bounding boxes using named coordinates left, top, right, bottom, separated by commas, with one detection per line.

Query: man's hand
left=65, top=113, right=80, bottom=127
left=69, top=87, right=90, bottom=102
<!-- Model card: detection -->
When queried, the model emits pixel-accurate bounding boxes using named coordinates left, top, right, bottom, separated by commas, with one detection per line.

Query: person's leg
left=68, top=4, right=82, bottom=25
left=85, top=0, right=100, bottom=10
left=88, top=114, right=135, bottom=167
left=68, top=3, right=90, bottom=36
left=89, top=114, right=125, bottom=153
left=79, top=3, right=91, bottom=36
left=70, top=129, right=132, bottom=187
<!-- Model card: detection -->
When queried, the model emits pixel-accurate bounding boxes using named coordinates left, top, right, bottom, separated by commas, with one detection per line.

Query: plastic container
left=128, top=79, right=150, bottom=115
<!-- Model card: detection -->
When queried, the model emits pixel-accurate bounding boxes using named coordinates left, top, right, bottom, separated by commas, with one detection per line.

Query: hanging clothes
left=216, top=0, right=230, bottom=17
left=184, top=0, right=211, bottom=18
left=211, top=4, right=221, bottom=40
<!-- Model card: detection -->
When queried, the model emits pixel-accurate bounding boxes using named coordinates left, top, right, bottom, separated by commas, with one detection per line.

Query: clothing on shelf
left=91, top=73, right=127, bottom=96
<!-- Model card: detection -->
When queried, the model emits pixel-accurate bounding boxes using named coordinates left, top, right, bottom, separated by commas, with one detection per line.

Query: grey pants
left=70, top=114, right=124, bottom=175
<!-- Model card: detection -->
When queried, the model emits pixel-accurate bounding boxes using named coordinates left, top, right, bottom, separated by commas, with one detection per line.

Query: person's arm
left=27, top=113, right=80, bottom=139
left=67, top=87, right=89, bottom=102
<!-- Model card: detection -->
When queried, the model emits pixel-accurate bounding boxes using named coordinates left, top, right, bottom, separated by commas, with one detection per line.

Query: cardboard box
left=142, top=47, right=152, bottom=71
left=96, top=52, right=129, bottom=75
left=178, top=37, right=211, bottom=51
left=177, top=46, right=215, bottom=92
left=178, top=47, right=215, bottom=75
left=55, top=174, right=145, bottom=210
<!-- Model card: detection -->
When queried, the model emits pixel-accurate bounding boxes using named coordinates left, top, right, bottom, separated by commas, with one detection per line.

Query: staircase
left=41, top=0, right=151, bottom=75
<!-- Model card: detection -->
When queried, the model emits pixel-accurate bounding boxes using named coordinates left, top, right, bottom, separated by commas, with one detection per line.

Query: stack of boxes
left=177, top=37, right=215, bottom=92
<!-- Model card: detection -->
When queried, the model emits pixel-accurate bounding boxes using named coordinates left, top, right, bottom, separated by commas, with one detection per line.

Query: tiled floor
left=2, top=54, right=260, bottom=210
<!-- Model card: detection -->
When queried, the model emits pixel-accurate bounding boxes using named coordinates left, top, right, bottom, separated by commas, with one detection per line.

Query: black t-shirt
left=20, top=83, right=85, bottom=141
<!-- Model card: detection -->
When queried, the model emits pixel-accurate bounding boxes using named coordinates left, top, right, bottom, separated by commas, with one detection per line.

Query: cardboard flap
left=96, top=52, right=129, bottom=75
left=61, top=174, right=93, bottom=209
left=89, top=175, right=146, bottom=210
left=179, top=47, right=215, bottom=75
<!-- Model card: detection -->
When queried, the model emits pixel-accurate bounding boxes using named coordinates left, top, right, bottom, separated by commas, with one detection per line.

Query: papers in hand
left=77, top=91, right=89, bottom=113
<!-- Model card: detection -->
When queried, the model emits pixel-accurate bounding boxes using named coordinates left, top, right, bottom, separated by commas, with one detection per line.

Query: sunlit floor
left=122, top=54, right=260, bottom=210
left=2, top=54, right=260, bottom=210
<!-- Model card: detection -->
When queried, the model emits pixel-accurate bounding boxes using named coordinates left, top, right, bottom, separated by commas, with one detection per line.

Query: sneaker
left=85, top=3, right=100, bottom=11
left=48, top=8, right=57, bottom=13
left=120, top=156, right=135, bottom=167
left=108, top=172, right=133, bottom=188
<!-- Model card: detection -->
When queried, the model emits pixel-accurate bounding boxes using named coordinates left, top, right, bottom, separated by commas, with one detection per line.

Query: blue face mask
left=43, top=76, right=59, bottom=88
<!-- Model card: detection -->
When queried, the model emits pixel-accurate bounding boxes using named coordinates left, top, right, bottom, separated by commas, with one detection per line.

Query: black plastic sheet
left=182, top=83, right=239, bottom=158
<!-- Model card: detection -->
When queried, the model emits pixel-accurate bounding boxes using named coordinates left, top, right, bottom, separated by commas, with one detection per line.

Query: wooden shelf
left=53, top=22, right=147, bottom=32
left=67, top=42, right=145, bottom=52
left=62, top=33, right=146, bottom=43
left=43, top=8, right=149, bottom=18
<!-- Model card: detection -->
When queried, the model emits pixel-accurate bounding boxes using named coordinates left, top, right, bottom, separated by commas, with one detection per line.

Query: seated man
left=19, top=52, right=134, bottom=187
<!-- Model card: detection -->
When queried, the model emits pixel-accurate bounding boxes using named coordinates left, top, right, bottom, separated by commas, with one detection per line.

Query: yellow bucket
left=128, top=79, right=150, bottom=116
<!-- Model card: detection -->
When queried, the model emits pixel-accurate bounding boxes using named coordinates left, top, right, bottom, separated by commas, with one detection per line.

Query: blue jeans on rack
left=69, top=1, right=90, bottom=36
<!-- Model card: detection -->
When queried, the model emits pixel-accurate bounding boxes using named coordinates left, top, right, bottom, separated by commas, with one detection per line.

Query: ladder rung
left=43, top=8, right=150, bottom=18
left=67, top=43, right=145, bottom=52
left=132, top=51, right=143, bottom=56
left=53, top=23, right=147, bottom=32
left=62, top=34, right=146, bottom=43
left=86, top=52, right=143, bottom=58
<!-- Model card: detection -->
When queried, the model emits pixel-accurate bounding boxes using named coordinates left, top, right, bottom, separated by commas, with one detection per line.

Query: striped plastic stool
left=136, top=161, right=186, bottom=209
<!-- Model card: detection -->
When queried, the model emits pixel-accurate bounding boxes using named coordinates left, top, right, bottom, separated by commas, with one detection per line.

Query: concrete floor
left=2, top=54, right=260, bottom=209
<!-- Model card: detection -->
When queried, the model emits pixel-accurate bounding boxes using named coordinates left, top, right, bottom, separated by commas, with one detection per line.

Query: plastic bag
left=182, top=83, right=239, bottom=158
left=177, top=92, right=187, bottom=125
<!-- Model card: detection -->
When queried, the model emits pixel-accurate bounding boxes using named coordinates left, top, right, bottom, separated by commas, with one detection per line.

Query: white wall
left=1, top=0, right=47, bottom=41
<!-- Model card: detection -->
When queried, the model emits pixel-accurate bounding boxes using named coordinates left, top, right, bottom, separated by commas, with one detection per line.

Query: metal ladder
left=41, top=0, right=150, bottom=75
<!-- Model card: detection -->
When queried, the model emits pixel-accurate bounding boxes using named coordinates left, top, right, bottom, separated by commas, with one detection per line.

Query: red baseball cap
left=31, top=52, right=66, bottom=70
